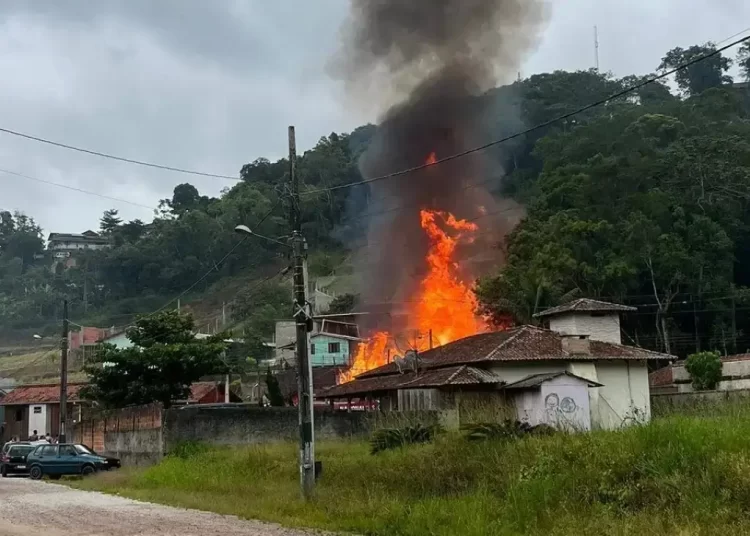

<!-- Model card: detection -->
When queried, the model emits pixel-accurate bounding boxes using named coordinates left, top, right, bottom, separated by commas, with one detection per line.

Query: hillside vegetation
left=1, top=42, right=749, bottom=362
left=78, top=404, right=750, bottom=535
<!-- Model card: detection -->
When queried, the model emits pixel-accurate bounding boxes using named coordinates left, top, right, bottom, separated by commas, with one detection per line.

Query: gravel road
left=0, top=477, right=320, bottom=536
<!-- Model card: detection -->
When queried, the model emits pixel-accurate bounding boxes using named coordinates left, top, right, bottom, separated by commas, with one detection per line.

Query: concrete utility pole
left=59, top=300, right=69, bottom=443
left=289, top=125, right=315, bottom=498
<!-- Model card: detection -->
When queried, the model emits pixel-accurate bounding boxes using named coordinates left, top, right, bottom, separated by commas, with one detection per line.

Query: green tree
left=99, top=209, right=122, bottom=235
left=685, top=351, right=723, bottom=390
left=738, top=42, right=750, bottom=82
left=81, top=311, right=227, bottom=408
left=659, top=43, right=733, bottom=96
left=265, top=367, right=284, bottom=406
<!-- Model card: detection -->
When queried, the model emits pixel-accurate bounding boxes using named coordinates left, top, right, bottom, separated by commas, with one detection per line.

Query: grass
left=73, top=409, right=750, bottom=536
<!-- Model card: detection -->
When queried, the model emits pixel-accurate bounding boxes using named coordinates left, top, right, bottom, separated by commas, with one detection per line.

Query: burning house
left=327, top=0, right=543, bottom=383
left=321, top=300, right=675, bottom=431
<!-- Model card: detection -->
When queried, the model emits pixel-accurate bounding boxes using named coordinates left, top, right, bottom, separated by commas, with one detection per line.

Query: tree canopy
left=81, top=311, right=227, bottom=408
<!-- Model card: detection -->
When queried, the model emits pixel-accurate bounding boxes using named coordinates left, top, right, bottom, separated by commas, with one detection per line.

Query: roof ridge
left=484, top=326, right=530, bottom=360
left=445, top=365, right=467, bottom=384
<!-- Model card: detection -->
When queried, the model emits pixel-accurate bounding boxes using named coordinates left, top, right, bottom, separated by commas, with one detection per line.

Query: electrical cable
left=301, top=34, right=750, bottom=196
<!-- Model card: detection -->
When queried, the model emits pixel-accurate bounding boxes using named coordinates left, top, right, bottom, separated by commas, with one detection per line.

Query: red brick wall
left=649, top=365, right=674, bottom=387
left=72, top=403, right=162, bottom=452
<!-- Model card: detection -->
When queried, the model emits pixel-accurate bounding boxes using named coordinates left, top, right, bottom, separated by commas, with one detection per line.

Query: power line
left=302, top=34, right=750, bottom=196
left=143, top=197, right=285, bottom=318
left=0, top=167, right=157, bottom=211
left=0, top=126, right=240, bottom=181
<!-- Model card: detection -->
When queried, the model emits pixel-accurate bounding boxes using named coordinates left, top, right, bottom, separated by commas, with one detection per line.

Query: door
left=57, top=445, right=80, bottom=473
left=34, top=445, right=59, bottom=474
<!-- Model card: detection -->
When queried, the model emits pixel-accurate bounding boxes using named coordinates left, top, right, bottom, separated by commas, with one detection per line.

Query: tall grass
left=76, top=409, right=750, bottom=536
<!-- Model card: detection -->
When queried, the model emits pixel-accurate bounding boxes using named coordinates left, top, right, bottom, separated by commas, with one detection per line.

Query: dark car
left=74, top=444, right=121, bottom=470
left=1, top=443, right=35, bottom=477
left=26, top=443, right=111, bottom=480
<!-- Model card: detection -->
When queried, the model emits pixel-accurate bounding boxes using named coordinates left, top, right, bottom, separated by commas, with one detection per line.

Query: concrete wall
left=104, top=429, right=163, bottom=467
left=549, top=312, right=622, bottom=344
left=163, top=406, right=368, bottom=449
left=594, top=361, right=650, bottom=428
left=651, top=388, right=750, bottom=416
left=655, top=359, right=750, bottom=393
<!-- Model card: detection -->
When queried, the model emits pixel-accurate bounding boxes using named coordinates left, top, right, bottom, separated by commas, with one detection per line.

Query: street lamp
left=234, top=225, right=291, bottom=249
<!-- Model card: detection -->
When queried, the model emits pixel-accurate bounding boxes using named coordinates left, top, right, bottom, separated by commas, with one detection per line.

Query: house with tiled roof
left=320, top=300, right=673, bottom=431
left=0, top=383, right=88, bottom=442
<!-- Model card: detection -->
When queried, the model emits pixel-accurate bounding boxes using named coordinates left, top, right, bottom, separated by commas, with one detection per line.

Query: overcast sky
left=0, top=0, right=747, bottom=235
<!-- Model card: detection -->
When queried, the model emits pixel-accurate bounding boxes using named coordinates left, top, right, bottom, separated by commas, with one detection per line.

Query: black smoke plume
left=334, top=0, right=547, bottom=319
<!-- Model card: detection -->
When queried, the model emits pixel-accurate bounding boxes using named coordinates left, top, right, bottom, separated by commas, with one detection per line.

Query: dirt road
left=0, top=478, right=319, bottom=536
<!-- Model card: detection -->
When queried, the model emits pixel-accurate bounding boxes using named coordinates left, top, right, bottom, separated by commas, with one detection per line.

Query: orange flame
left=337, top=205, right=489, bottom=384
left=425, top=151, right=437, bottom=165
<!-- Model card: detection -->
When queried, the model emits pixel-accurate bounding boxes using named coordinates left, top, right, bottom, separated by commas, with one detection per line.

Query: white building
left=322, top=299, right=673, bottom=431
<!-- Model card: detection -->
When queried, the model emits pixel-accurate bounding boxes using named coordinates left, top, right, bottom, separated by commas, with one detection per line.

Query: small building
left=650, top=353, right=750, bottom=394
left=0, top=383, right=88, bottom=442
left=321, top=299, right=673, bottom=431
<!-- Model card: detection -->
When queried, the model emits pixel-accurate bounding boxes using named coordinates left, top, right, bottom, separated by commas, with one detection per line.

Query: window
left=33, top=406, right=42, bottom=414
left=14, top=409, right=23, bottom=422
left=328, top=342, right=341, bottom=353
left=40, top=445, right=57, bottom=457
left=60, top=445, right=77, bottom=457
left=310, top=343, right=316, bottom=355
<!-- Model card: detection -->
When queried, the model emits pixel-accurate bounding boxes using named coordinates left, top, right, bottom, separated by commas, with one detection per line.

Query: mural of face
left=560, top=397, right=577, bottom=414
left=544, top=393, right=559, bottom=411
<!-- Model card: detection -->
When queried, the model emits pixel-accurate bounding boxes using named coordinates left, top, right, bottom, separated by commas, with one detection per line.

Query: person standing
left=29, top=430, right=38, bottom=441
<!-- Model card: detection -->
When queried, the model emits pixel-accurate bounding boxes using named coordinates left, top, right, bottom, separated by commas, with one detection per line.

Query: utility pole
left=289, top=125, right=315, bottom=498
left=59, top=300, right=69, bottom=443
left=594, top=26, right=600, bottom=71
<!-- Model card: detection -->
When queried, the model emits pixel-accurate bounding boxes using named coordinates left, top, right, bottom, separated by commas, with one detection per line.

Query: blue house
left=310, top=333, right=361, bottom=367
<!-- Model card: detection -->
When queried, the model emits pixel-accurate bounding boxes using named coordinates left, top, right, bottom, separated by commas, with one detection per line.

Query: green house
left=310, top=333, right=360, bottom=367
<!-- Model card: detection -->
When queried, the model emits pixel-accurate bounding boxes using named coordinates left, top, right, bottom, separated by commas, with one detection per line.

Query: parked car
left=26, top=443, right=112, bottom=480
left=73, top=444, right=121, bottom=470
left=1, top=443, right=35, bottom=477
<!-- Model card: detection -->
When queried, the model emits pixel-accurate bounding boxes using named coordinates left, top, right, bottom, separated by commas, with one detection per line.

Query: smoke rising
left=335, top=0, right=547, bottom=319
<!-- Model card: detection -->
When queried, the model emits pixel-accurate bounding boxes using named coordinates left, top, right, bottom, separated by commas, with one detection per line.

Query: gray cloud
left=0, top=0, right=747, bottom=235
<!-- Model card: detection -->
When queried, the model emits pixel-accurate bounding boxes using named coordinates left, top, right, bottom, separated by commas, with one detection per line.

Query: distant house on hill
left=321, top=299, right=674, bottom=431
left=47, top=230, right=110, bottom=273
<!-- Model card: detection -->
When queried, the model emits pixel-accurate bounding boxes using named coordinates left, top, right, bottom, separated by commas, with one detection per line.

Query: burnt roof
left=318, top=365, right=503, bottom=398
left=356, top=326, right=671, bottom=380
left=533, top=299, right=636, bottom=318
left=503, top=371, right=603, bottom=390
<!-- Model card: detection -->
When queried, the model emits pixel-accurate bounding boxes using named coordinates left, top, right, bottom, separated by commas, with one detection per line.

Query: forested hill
left=1, top=41, right=749, bottom=359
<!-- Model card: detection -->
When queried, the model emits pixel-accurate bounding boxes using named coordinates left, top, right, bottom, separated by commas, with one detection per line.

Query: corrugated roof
left=0, top=383, right=86, bottom=405
left=189, top=382, right=218, bottom=403
left=534, top=299, right=636, bottom=318
left=357, top=326, right=671, bottom=380
left=318, top=365, right=503, bottom=398
left=503, top=372, right=603, bottom=390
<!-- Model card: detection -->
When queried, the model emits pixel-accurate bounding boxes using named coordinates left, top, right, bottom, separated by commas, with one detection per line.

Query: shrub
left=685, top=351, right=723, bottom=390
left=169, top=441, right=211, bottom=459
left=369, top=425, right=440, bottom=454
left=461, top=420, right=555, bottom=441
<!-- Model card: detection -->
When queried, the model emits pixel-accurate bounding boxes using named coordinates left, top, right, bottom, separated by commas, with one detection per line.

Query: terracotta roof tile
left=357, top=326, right=670, bottom=381
left=318, top=365, right=502, bottom=398
left=534, top=299, right=636, bottom=318
left=0, top=383, right=86, bottom=405
left=503, top=371, right=603, bottom=390
left=329, top=326, right=674, bottom=398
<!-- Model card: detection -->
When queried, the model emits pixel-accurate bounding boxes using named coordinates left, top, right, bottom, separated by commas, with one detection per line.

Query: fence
left=71, top=403, right=375, bottom=466
left=72, top=403, right=163, bottom=466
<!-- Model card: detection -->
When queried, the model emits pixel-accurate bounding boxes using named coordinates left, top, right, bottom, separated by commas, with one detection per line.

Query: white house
left=321, top=299, right=673, bottom=431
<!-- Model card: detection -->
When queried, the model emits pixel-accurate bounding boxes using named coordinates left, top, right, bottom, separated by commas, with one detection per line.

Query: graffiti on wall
left=544, top=392, right=585, bottom=430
